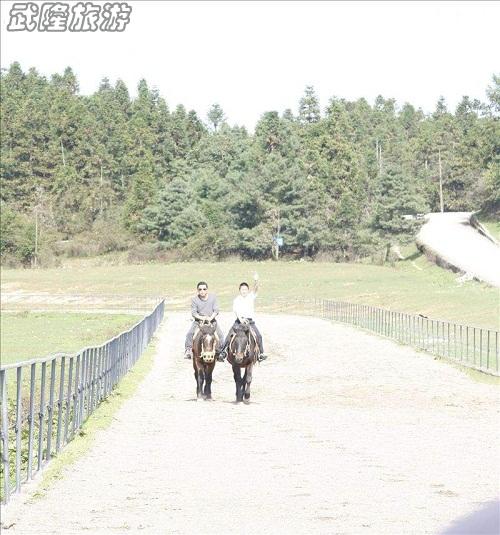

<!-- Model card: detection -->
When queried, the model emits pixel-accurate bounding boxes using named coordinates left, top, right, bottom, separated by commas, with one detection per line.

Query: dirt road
left=5, top=313, right=499, bottom=534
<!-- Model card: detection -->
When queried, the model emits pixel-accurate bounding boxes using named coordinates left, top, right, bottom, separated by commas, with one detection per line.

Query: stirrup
left=258, top=353, right=268, bottom=362
left=184, top=349, right=193, bottom=359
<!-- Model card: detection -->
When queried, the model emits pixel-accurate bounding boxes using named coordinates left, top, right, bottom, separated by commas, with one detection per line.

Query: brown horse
left=192, top=320, right=218, bottom=400
left=227, top=323, right=258, bottom=403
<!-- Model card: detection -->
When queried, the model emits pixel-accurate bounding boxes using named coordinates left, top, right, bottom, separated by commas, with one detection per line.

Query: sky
left=1, top=1, right=499, bottom=131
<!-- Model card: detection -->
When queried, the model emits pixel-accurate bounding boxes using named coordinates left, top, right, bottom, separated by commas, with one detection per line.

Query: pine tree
left=298, top=86, right=321, bottom=124
left=371, top=164, right=426, bottom=249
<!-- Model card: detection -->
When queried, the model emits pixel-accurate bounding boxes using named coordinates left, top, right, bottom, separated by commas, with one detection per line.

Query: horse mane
left=199, top=324, right=216, bottom=335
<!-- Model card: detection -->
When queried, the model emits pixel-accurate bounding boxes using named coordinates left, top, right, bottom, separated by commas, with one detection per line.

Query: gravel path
left=4, top=313, right=499, bottom=534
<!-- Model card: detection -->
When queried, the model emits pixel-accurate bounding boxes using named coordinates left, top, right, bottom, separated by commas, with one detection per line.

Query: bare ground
left=3, top=313, right=499, bottom=534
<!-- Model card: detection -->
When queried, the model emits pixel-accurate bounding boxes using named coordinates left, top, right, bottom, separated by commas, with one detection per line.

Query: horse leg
left=204, top=364, right=213, bottom=399
left=244, top=364, right=253, bottom=401
left=233, top=366, right=243, bottom=402
left=194, top=369, right=200, bottom=399
left=197, top=368, right=205, bottom=399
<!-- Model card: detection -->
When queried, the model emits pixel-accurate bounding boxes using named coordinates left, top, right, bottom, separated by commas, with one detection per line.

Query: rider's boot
left=258, top=353, right=268, bottom=362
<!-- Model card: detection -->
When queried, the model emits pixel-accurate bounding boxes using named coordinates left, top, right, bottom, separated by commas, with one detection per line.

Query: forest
left=1, top=62, right=498, bottom=266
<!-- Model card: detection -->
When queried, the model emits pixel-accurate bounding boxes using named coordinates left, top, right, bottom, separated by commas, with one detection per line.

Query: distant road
left=416, top=212, right=500, bottom=287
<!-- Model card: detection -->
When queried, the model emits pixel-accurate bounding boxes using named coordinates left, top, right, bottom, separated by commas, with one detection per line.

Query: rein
left=229, top=332, right=253, bottom=361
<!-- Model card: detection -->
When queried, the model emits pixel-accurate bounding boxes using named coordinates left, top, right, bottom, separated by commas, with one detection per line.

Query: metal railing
left=0, top=299, right=164, bottom=504
left=260, top=297, right=499, bottom=376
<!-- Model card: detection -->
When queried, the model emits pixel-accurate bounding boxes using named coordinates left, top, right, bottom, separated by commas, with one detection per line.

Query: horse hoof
left=244, top=393, right=250, bottom=400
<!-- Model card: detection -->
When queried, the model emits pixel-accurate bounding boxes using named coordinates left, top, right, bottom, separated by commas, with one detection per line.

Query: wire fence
left=0, top=299, right=164, bottom=504
left=259, top=297, right=499, bottom=376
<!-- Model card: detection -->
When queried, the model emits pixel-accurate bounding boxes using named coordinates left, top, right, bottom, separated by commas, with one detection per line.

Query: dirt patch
left=4, top=313, right=499, bottom=534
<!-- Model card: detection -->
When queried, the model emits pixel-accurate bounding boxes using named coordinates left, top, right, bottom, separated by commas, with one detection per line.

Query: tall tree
left=298, top=86, right=320, bottom=124
left=207, top=104, right=225, bottom=132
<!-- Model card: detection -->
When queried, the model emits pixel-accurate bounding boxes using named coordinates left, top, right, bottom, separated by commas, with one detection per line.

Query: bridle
left=198, top=320, right=216, bottom=363
left=230, top=332, right=251, bottom=363
left=200, top=333, right=216, bottom=363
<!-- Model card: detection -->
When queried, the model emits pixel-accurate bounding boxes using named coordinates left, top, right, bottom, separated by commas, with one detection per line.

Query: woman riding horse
left=226, top=322, right=259, bottom=403
left=219, top=273, right=268, bottom=362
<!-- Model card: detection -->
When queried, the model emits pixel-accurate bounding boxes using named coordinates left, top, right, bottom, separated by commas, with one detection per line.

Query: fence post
left=486, top=330, right=490, bottom=371
left=46, top=359, right=56, bottom=461
left=1, top=370, right=10, bottom=503
left=15, top=367, right=22, bottom=492
left=496, top=331, right=499, bottom=374
left=64, top=356, right=74, bottom=446
left=72, top=354, right=81, bottom=435
left=27, top=363, right=37, bottom=480
left=37, top=362, right=47, bottom=472
left=479, top=329, right=482, bottom=369
left=466, top=327, right=469, bottom=363
left=56, top=356, right=66, bottom=452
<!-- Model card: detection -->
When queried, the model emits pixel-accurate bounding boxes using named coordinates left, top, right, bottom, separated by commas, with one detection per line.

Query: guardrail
left=0, top=299, right=164, bottom=504
left=260, top=297, right=499, bottom=376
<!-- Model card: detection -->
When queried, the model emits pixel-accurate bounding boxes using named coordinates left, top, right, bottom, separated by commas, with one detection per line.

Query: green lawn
left=2, top=253, right=499, bottom=329
left=1, top=312, right=142, bottom=365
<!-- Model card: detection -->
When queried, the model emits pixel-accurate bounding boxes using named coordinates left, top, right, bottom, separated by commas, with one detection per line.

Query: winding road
left=416, top=212, right=500, bottom=287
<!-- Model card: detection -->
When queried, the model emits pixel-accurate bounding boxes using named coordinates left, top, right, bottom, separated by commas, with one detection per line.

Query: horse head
left=199, top=322, right=217, bottom=363
left=230, top=325, right=251, bottom=364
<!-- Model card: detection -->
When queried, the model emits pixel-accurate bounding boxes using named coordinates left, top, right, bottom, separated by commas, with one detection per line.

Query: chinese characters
left=7, top=2, right=132, bottom=32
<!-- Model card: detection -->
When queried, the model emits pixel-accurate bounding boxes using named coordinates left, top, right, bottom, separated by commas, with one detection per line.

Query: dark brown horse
left=227, top=323, right=258, bottom=403
left=192, top=320, right=218, bottom=400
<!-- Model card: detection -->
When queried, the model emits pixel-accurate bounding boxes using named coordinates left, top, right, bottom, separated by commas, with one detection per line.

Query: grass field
left=1, top=312, right=141, bottom=365
left=2, top=249, right=499, bottom=329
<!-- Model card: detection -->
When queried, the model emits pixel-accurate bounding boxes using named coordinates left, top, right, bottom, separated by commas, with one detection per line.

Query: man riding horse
left=219, top=272, right=268, bottom=362
left=184, top=281, right=224, bottom=359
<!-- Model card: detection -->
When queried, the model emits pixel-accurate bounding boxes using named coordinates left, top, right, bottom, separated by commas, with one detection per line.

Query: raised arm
left=253, top=272, right=259, bottom=295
